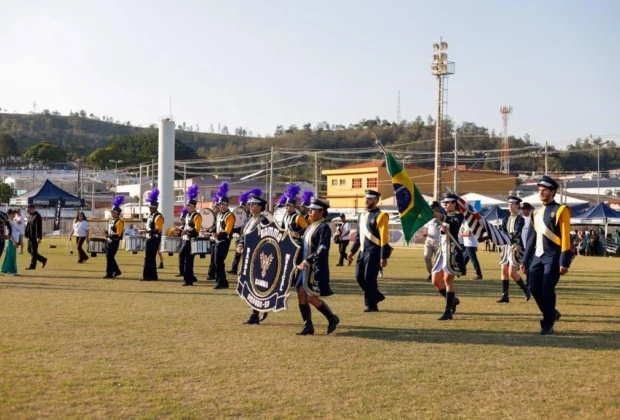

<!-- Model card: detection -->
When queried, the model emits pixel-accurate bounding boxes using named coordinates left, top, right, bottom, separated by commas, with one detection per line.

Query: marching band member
left=422, top=201, right=441, bottom=281
left=141, top=189, right=164, bottom=281
left=431, top=193, right=465, bottom=320
left=212, top=182, right=236, bottom=290
left=520, top=202, right=534, bottom=288
left=103, top=196, right=125, bottom=278
left=347, top=189, right=389, bottom=312
left=176, top=206, right=188, bottom=278
left=521, top=176, right=572, bottom=335
left=335, top=213, right=351, bottom=266
left=295, top=198, right=339, bottom=335
left=240, top=192, right=271, bottom=325
left=300, top=190, right=314, bottom=223
left=206, top=202, right=220, bottom=281
left=227, top=193, right=249, bottom=276
left=180, top=185, right=202, bottom=286
left=497, top=196, right=531, bottom=303
left=283, top=196, right=307, bottom=239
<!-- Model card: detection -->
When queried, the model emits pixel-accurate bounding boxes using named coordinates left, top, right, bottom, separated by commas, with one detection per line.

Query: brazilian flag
left=385, top=151, right=434, bottom=244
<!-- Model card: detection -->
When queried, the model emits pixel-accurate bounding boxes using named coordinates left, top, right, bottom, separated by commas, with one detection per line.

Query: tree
left=23, top=142, right=67, bottom=162
left=0, top=183, right=13, bottom=203
left=0, top=134, right=18, bottom=156
left=221, top=125, right=229, bottom=135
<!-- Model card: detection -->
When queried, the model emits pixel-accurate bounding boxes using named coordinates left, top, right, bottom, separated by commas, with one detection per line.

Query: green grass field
left=1, top=240, right=619, bottom=419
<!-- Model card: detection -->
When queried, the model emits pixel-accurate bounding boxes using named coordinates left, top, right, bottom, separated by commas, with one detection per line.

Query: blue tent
left=10, top=179, right=85, bottom=208
left=570, top=203, right=620, bottom=225
left=483, top=205, right=508, bottom=222
left=569, top=202, right=592, bottom=216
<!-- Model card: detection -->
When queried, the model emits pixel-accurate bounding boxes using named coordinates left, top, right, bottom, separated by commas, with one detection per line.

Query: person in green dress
left=2, top=209, right=19, bottom=276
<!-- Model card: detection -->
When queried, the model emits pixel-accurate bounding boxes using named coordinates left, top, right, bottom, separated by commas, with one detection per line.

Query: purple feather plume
left=277, top=195, right=287, bottom=206
left=285, top=184, right=301, bottom=200
left=186, top=184, right=200, bottom=201
left=180, top=206, right=188, bottom=218
left=301, top=189, right=314, bottom=203
left=216, top=181, right=229, bottom=199
left=238, top=190, right=250, bottom=204
left=147, top=188, right=160, bottom=204
left=249, top=188, right=262, bottom=197
left=213, top=193, right=220, bottom=203
left=111, top=195, right=125, bottom=207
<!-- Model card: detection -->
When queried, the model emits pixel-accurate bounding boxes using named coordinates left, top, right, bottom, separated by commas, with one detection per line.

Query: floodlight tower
left=396, top=90, right=402, bottom=124
left=431, top=40, right=455, bottom=200
left=499, top=106, right=513, bottom=174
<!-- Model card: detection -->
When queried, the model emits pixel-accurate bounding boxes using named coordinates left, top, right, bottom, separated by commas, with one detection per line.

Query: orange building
left=322, top=161, right=516, bottom=209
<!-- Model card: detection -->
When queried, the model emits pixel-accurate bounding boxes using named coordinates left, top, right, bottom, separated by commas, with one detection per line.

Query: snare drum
left=191, top=237, right=212, bottom=255
left=88, top=238, right=107, bottom=257
left=160, top=236, right=183, bottom=256
left=125, top=235, right=146, bottom=253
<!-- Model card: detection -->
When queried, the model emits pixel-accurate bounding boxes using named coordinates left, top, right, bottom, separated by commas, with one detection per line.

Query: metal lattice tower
left=499, top=106, right=513, bottom=174
left=396, top=90, right=401, bottom=124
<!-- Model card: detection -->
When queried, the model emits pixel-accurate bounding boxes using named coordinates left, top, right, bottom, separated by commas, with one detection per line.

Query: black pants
left=207, top=250, right=216, bottom=279
left=105, top=239, right=120, bottom=276
left=231, top=250, right=241, bottom=273
left=143, top=237, right=160, bottom=280
left=76, top=237, right=87, bottom=262
left=528, top=257, right=560, bottom=330
left=28, top=239, right=46, bottom=269
left=214, top=240, right=231, bottom=287
left=178, top=251, right=185, bottom=276
left=338, top=240, right=350, bottom=264
left=0, top=238, right=5, bottom=261
left=464, top=246, right=482, bottom=276
left=355, top=250, right=381, bottom=309
left=180, top=240, right=196, bottom=284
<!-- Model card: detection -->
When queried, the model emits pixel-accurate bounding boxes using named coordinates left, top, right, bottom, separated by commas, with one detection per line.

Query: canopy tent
left=570, top=202, right=620, bottom=226
left=519, top=192, right=588, bottom=207
left=10, top=179, right=85, bottom=208
left=483, top=205, right=509, bottom=222
left=570, top=202, right=592, bottom=216
left=461, top=192, right=505, bottom=208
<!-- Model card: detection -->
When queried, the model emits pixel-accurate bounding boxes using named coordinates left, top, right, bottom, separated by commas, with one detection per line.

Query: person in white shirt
left=422, top=201, right=441, bottom=281
left=459, top=220, right=483, bottom=280
left=69, top=212, right=90, bottom=263
left=14, top=209, right=25, bottom=254
left=335, top=213, right=351, bottom=266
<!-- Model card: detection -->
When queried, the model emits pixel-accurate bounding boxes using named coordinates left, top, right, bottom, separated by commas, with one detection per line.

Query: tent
left=461, top=192, right=505, bottom=208
left=10, top=179, right=85, bottom=208
left=570, top=202, right=620, bottom=226
left=519, top=192, right=588, bottom=207
left=483, top=205, right=508, bottom=222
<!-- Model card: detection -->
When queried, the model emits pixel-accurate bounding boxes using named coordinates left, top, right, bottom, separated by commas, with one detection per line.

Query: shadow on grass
left=337, top=325, right=620, bottom=350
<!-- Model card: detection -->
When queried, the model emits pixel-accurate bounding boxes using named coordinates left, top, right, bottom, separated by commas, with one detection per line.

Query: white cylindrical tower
left=158, top=118, right=175, bottom=230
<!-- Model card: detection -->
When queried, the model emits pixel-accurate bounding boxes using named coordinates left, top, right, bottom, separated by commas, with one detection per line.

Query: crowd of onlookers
left=574, top=229, right=620, bottom=257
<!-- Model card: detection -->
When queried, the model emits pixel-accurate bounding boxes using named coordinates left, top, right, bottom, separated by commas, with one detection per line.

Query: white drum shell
left=199, top=208, right=216, bottom=230
left=233, top=207, right=248, bottom=228
left=191, top=238, right=212, bottom=255
left=125, top=236, right=146, bottom=252
left=160, top=236, right=182, bottom=254
left=88, top=238, right=107, bottom=254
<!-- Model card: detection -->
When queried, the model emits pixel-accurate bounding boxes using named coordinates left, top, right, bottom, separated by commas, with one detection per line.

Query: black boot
left=438, top=291, right=455, bottom=320
left=317, top=302, right=340, bottom=335
left=451, top=296, right=460, bottom=314
left=497, top=280, right=510, bottom=303
left=516, top=278, right=531, bottom=301
left=296, top=303, right=314, bottom=335
left=243, top=310, right=260, bottom=325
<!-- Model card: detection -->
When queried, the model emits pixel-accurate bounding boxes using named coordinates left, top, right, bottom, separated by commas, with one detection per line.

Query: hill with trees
left=0, top=111, right=618, bottom=174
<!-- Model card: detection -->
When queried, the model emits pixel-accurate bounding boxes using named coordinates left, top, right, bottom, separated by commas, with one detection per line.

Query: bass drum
left=199, top=208, right=216, bottom=230
left=233, top=206, right=248, bottom=228
left=262, top=210, right=273, bottom=223
left=274, top=207, right=287, bottom=228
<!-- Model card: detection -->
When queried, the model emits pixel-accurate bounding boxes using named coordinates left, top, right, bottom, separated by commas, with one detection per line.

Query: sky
left=1, top=0, right=618, bottom=148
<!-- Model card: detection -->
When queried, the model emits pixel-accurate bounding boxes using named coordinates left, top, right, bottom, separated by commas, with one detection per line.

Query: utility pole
left=138, top=163, right=143, bottom=226
left=499, top=106, right=513, bottom=174
left=544, top=141, right=549, bottom=175
left=76, top=158, right=82, bottom=197
left=183, top=163, right=187, bottom=196
left=431, top=40, right=454, bottom=200
left=151, top=158, right=155, bottom=188
left=453, top=132, right=458, bottom=193
left=314, top=152, right=318, bottom=195
left=268, top=146, right=274, bottom=211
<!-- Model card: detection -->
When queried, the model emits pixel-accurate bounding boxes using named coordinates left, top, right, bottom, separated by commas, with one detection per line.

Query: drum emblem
left=260, top=252, right=274, bottom=278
